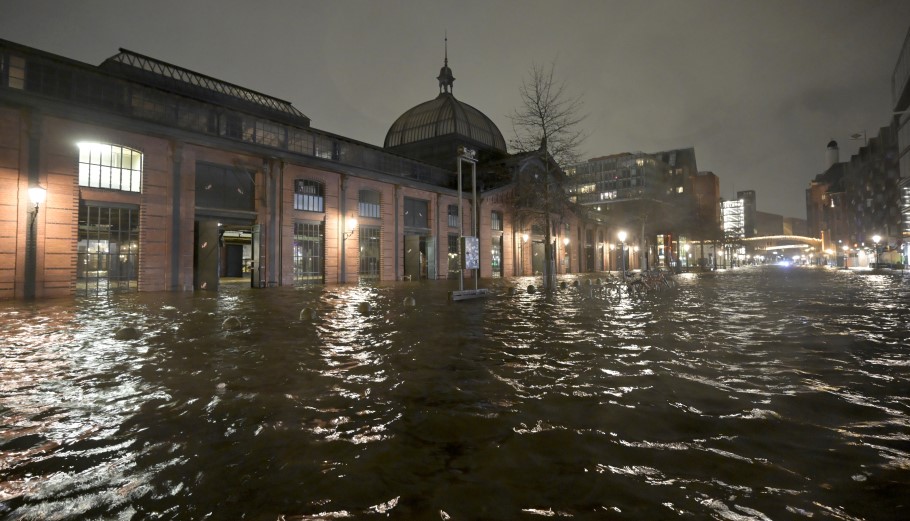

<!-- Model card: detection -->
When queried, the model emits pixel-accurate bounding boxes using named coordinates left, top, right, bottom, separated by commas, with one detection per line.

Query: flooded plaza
left=1, top=266, right=909, bottom=520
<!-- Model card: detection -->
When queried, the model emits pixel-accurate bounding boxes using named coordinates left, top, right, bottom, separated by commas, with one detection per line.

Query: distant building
left=653, top=147, right=699, bottom=201
left=755, top=211, right=783, bottom=236
left=806, top=143, right=849, bottom=250
left=783, top=217, right=807, bottom=236
left=844, top=124, right=901, bottom=247
left=892, top=25, right=910, bottom=262
left=690, top=171, right=721, bottom=234
left=721, top=199, right=744, bottom=239
left=805, top=127, right=901, bottom=264
left=566, top=147, right=705, bottom=270
left=564, top=152, right=670, bottom=270
left=736, top=190, right=757, bottom=237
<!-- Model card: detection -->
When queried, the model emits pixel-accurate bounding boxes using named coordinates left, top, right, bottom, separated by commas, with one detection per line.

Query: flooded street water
left=2, top=266, right=909, bottom=520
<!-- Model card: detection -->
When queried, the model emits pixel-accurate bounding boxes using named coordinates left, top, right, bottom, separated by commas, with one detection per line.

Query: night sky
left=3, top=0, right=908, bottom=218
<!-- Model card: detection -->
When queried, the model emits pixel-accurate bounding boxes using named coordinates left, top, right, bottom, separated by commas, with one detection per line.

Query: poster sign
left=461, top=236, right=479, bottom=269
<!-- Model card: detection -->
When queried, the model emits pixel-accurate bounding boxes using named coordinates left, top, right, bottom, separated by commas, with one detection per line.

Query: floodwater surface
left=1, top=266, right=909, bottom=519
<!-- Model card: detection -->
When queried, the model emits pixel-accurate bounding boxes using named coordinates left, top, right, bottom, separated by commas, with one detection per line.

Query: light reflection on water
left=1, top=266, right=909, bottom=519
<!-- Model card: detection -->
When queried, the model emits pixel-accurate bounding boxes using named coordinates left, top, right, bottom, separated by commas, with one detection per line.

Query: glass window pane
left=77, top=142, right=142, bottom=193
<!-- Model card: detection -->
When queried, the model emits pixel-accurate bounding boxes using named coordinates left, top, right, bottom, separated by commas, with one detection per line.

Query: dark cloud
left=2, top=0, right=907, bottom=218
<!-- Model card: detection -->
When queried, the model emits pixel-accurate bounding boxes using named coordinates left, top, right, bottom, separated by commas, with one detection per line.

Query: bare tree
left=509, top=61, right=587, bottom=291
left=510, top=61, right=587, bottom=166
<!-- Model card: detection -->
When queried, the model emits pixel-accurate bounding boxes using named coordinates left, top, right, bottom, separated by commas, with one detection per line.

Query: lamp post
left=684, top=243, right=690, bottom=272
left=617, top=230, right=627, bottom=277
left=842, top=244, right=849, bottom=268
left=872, top=234, right=881, bottom=268
left=607, top=243, right=614, bottom=272
left=25, top=185, right=46, bottom=299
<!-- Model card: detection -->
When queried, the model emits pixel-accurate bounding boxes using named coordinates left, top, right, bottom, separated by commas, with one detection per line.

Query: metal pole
left=621, top=242, right=625, bottom=275
left=471, top=160, right=478, bottom=292
left=457, top=157, right=463, bottom=292
left=25, top=208, right=37, bottom=298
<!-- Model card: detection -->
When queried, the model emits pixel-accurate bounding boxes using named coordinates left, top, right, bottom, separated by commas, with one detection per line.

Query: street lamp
left=29, top=186, right=47, bottom=213
left=343, top=212, right=357, bottom=240
left=617, top=230, right=627, bottom=276
left=872, top=234, right=881, bottom=268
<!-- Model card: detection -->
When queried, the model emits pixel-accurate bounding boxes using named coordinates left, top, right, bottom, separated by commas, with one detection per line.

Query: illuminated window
left=294, top=179, right=324, bottom=212
left=77, top=143, right=142, bottom=192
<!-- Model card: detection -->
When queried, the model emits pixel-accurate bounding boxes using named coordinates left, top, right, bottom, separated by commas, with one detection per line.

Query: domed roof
left=384, top=93, right=507, bottom=152
left=827, top=140, right=838, bottom=149
left=384, top=40, right=507, bottom=157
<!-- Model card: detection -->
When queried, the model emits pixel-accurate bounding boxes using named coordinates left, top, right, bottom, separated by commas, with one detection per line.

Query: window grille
left=77, top=203, right=139, bottom=295
left=359, top=226, right=380, bottom=277
left=293, top=221, right=324, bottom=285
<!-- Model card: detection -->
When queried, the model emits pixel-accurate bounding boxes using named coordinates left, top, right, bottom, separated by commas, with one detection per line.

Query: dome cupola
left=383, top=38, right=506, bottom=168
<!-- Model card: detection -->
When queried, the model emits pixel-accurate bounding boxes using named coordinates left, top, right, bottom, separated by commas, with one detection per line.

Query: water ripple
left=1, top=267, right=909, bottom=518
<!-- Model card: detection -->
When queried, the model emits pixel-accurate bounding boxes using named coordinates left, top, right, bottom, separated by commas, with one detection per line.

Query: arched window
left=77, top=143, right=142, bottom=192
left=294, top=179, right=324, bottom=212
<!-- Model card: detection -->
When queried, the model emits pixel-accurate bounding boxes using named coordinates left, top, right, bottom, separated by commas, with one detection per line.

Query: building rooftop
left=100, top=48, right=310, bottom=127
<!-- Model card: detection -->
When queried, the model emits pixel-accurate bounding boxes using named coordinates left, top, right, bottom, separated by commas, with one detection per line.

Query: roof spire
left=437, top=32, right=455, bottom=94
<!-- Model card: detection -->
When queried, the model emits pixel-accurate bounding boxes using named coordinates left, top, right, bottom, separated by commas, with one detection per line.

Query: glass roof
left=384, top=93, right=506, bottom=151
left=101, top=49, right=309, bottom=126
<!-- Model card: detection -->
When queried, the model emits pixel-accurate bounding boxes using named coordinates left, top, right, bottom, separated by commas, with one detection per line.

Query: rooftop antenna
left=437, top=31, right=455, bottom=94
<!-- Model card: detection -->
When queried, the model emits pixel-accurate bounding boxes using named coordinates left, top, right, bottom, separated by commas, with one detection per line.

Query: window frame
left=77, top=142, right=143, bottom=193
left=358, top=189, right=381, bottom=219
left=294, top=179, right=325, bottom=213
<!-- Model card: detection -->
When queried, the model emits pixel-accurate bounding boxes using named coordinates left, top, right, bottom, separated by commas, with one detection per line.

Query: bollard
left=114, top=326, right=140, bottom=340
left=357, top=302, right=372, bottom=315
left=527, top=284, right=536, bottom=294
left=403, top=296, right=416, bottom=308
left=299, top=307, right=317, bottom=320
left=222, top=317, right=242, bottom=331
